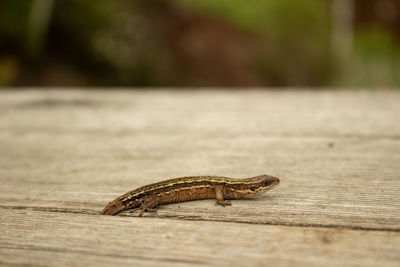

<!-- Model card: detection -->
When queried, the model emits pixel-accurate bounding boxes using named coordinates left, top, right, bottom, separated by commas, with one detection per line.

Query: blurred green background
left=0, top=0, right=399, bottom=87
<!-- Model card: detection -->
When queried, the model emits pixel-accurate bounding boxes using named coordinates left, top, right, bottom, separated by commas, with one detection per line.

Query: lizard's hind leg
left=130, top=197, right=158, bottom=216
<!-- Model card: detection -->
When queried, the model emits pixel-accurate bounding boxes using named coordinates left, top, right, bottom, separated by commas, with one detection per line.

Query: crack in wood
left=0, top=243, right=206, bottom=265
left=1, top=205, right=399, bottom=233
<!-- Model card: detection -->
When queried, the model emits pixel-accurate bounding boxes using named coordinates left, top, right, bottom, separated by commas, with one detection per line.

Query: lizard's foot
left=216, top=200, right=232, bottom=207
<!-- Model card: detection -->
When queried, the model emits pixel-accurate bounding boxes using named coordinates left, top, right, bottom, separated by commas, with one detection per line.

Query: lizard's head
left=249, top=174, right=280, bottom=194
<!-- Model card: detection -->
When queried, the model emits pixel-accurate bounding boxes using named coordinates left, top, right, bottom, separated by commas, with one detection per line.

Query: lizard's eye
left=263, top=181, right=272, bottom=186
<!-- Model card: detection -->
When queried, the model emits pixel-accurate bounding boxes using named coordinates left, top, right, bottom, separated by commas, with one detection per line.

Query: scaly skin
left=100, top=174, right=280, bottom=216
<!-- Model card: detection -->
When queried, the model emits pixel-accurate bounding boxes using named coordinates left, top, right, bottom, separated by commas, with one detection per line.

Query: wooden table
left=1, top=89, right=399, bottom=266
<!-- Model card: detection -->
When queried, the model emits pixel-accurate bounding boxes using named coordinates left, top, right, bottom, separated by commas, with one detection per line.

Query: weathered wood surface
left=1, top=89, right=400, bottom=266
left=1, top=209, right=399, bottom=266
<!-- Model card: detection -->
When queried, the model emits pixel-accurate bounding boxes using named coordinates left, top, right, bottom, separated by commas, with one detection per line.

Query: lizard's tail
left=100, top=198, right=125, bottom=215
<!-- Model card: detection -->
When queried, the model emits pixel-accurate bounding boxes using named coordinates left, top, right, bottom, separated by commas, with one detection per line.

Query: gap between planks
left=1, top=205, right=399, bottom=233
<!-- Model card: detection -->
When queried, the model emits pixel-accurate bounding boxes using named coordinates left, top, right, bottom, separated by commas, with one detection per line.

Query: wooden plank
left=1, top=90, right=400, bottom=137
left=1, top=209, right=399, bottom=266
left=0, top=90, right=399, bottom=230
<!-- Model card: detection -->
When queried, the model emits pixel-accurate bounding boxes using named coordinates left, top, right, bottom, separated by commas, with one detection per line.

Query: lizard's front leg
left=215, top=185, right=232, bottom=206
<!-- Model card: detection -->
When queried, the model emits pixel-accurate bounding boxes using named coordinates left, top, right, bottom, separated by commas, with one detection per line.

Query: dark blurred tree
left=0, top=0, right=31, bottom=85
left=355, top=0, right=400, bottom=40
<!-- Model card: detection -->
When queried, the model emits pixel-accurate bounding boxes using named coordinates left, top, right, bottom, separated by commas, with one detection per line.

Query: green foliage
left=182, top=0, right=327, bottom=36
left=352, top=28, right=400, bottom=87
left=0, top=1, right=31, bottom=48
left=355, top=28, right=399, bottom=58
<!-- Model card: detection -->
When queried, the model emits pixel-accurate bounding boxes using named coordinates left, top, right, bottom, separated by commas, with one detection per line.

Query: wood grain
left=1, top=89, right=400, bottom=265
left=1, top=209, right=399, bottom=266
